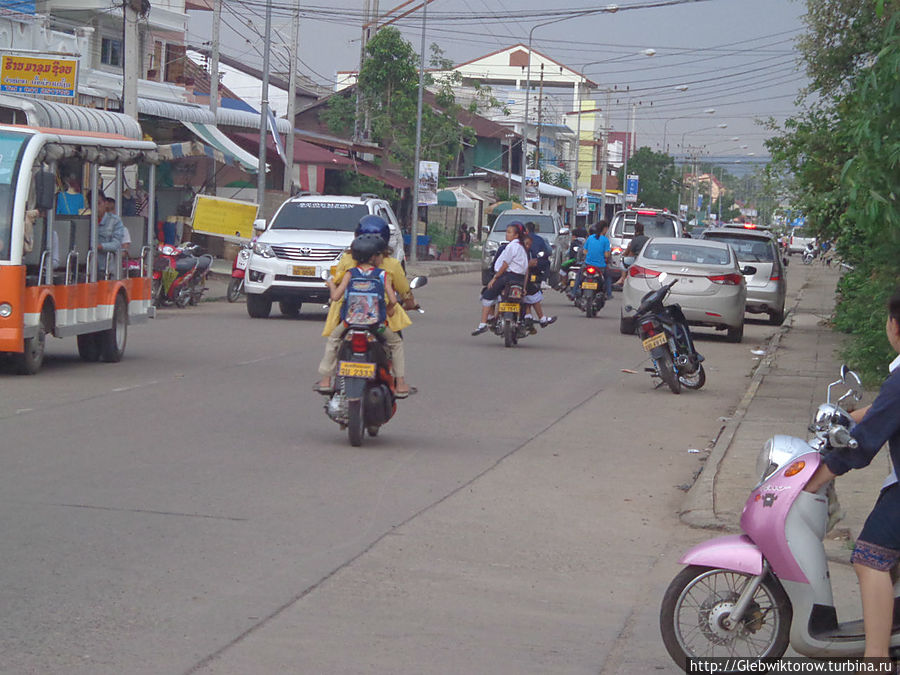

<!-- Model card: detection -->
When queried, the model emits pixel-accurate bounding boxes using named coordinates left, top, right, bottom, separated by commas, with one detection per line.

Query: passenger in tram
left=97, top=197, right=126, bottom=275
left=56, top=175, right=85, bottom=215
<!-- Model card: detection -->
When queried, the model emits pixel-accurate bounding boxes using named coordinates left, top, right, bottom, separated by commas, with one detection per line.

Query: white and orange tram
left=0, top=122, right=158, bottom=374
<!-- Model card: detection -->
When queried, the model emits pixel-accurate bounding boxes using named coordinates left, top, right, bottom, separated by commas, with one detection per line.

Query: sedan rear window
left=643, top=242, right=731, bottom=266
left=493, top=214, right=554, bottom=234
left=270, top=203, right=368, bottom=231
left=704, top=234, right=775, bottom=262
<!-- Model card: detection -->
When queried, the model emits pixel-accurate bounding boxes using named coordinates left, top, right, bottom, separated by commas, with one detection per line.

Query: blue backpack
left=341, top=266, right=387, bottom=326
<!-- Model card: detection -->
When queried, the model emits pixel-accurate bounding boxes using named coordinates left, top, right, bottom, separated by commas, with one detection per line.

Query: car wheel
left=246, top=293, right=272, bottom=318
left=727, top=322, right=744, bottom=343
left=279, top=299, right=302, bottom=317
left=99, top=294, right=128, bottom=362
left=768, top=308, right=785, bottom=326
left=16, top=305, right=51, bottom=375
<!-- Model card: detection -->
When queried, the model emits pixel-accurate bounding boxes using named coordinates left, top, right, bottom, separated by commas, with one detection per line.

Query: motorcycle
left=626, top=272, right=705, bottom=394
left=803, top=243, right=817, bottom=265
left=325, top=276, right=427, bottom=446
left=559, top=237, right=585, bottom=293
left=227, top=240, right=252, bottom=303
left=489, top=276, right=535, bottom=348
left=574, top=264, right=606, bottom=318
left=659, top=367, right=875, bottom=667
left=152, top=242, right=213, bottom=308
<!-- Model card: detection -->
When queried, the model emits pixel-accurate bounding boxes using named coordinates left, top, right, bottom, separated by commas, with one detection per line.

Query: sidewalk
left=681, top=264, right=890, bottom=563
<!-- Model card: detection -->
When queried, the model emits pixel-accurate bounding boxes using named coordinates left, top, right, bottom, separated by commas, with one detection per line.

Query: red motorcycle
left=152, top=242, right=213, bottom=308
left=226, top=240, right=252, bottom=303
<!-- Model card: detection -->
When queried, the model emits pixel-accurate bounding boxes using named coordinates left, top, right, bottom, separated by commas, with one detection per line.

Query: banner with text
left=0, top=54, right=78, bottom=98
left=524, top=169, right=541, bottom=203
left=418, top=161, right=439, bottom=206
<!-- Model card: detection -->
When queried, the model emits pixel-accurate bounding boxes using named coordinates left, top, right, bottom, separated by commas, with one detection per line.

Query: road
left=0, top=269, right=800, bottom=674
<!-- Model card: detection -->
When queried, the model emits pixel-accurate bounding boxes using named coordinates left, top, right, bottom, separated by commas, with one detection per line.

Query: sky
left=185, top=0, right=810, bottom=163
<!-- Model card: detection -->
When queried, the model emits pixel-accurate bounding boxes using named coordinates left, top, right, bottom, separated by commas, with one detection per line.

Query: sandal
left=313, top=382, right=334, bottom=395
left=395, top=386, right=418, bottom=399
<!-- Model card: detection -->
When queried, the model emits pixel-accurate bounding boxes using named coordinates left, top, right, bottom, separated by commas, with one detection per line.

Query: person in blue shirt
left=804, top=287, right=900, bottom=658
left=568, top=220, right=610, bottom=300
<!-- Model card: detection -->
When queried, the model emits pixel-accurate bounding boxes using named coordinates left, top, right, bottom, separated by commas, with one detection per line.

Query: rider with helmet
left=319, top=215, right=417, bottom=397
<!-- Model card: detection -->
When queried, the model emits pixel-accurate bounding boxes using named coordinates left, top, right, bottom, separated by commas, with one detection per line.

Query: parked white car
left=620, top=237, right=750, bottom=343
left=244, top=194, right=405, bottom=318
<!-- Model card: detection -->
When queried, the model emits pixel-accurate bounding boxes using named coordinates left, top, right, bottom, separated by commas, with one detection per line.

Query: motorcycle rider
left=523, top=225, right=556, bottom=329
left=321, top=215, right=417, bottom=397
left=472, top=222, right=528, bottom=335
left=568, top=220, right=610, bottom=300
left=803, top=287, right=900, bottom=658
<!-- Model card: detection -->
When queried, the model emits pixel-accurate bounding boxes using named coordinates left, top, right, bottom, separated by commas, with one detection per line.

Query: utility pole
left=283, top=2, right=299, bottom=194
left=257, top=0, right=272, bottom=212
left=122, top=0, right=140, bottom=120
left=599, top=88, right=611, bottom=221
left=209, top=0, right=221, bottom=118
left=534, top=64, right=544, bottom=170
left=408, top=0, right=427, bottom=264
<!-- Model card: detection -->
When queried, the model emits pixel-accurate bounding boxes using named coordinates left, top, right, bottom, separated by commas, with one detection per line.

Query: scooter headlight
left=756, top=439, right=778, bottom=486
left=253, top=242, right=276, bottom=258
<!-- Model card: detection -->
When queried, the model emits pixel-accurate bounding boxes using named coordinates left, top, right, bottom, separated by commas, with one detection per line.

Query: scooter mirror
left=409, top=276, right=428, bottom=289
left=841, top=365, right=862, bottom=393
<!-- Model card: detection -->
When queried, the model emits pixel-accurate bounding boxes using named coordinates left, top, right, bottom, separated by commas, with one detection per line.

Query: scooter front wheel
left=660, top=565, right=791, bottom=670
left=348, top=399, right=365, bottom=447
left=679, top=364, right=706, bottom=390
left=226, top=277, right=243, bottom=303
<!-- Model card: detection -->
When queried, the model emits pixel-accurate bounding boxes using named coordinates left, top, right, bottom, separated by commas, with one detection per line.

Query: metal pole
left=570, top=80, right=581, bottom=229
left=408, top=0, right=426, bottom=264
left=622, top=102, right=631, bottom=206
left=520, top=27, right=535, bottom=204
left=283, top=2, right=299, bottom=193
left=600, top=88, right=610, bottom=220
left=257, top=0, right=272, bottom=212
left=122, top=0, right=139, bottom=120
left=209, top=0, right=220, bottom=117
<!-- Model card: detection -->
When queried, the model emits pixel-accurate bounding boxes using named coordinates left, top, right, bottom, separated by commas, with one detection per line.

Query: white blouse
left=493, top=239, right=529, bottom=275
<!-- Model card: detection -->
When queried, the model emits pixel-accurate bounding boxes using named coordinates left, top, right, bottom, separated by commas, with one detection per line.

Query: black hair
left=634, top=222, right=645, bottom=235
left=890, top=286, right=900, bottom=326
left=525, top=221, right=538, bottom=234
left=507, top=222, right=526, bottom=246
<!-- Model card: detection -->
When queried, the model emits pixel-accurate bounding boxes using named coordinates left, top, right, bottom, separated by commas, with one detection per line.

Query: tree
left=766, top=1, right=899, bottom=383
left=618, top=147, right=678, bottom=211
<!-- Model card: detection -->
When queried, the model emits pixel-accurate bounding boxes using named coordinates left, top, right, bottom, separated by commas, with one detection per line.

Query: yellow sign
left=190, top=195, right=259, bottom=240
left=0, top=54, right=78, bottom=98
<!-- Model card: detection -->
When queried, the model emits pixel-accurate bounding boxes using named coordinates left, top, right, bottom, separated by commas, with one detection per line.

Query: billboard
left=417, top=160, right=438, bottom=206
left=576, top=189, right=589, bottom=216
left=524, top=169, right=540, bottom=203
left=190, top=195, right=259, bottom=240
left=0, top=54, right=78, bottom=98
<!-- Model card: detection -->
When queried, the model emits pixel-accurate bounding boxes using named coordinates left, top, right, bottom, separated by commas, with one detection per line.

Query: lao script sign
left=0, top=54, right=78, bottom=98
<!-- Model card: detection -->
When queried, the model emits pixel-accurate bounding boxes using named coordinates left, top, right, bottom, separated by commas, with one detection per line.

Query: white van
left=608, top=208, right=683, bottom=272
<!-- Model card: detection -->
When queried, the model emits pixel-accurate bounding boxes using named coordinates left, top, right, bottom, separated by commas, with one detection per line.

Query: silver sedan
left=620, top=237, right=749, bottom=343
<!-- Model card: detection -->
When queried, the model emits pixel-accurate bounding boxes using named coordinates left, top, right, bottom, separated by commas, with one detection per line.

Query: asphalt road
left=0, top=271, right=798, bottom=674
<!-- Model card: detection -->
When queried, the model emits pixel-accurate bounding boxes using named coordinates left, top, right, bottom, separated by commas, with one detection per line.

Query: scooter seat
left=174, top=256, right=196, bottom=272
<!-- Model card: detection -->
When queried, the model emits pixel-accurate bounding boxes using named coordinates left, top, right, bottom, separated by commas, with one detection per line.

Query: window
left=270, top=203, right=368, bottom=231
left=643, top=243, right=731, bottom=266
left=101, top=37, right=122, bottom=67
left=704, top=234, right=775, bottom=262
left=493, top=214, right=554, bottom=234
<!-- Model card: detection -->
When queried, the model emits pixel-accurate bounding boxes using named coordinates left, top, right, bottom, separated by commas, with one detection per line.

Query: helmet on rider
left=356, top=215, right=391, bottom=249
left=350, top=233, right=385, bottom=265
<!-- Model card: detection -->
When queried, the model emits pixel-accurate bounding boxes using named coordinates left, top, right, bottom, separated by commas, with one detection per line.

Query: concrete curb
left=679, top=284, right=808, bottom=530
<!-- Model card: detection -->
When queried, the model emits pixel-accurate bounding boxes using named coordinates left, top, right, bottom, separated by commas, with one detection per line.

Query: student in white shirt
left=472, top=222, right=529, bottom=335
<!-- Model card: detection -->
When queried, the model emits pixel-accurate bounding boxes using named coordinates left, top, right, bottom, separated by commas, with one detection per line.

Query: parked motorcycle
left=152, top=242, right=213, bottom=308
left=659, top=367, right=873, bottom=667
left=325, top=276, right=427, bottom=446
left=626, top=272, right=705, bottom=393
left=574, top=264, right=606, bottom=318
left=227, top=240, right=252, bottom=303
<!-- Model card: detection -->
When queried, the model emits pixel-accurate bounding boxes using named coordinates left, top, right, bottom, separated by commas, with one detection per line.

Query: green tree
left=766, top=1, right=899, bottom=383
left=618, top=147, right=678, bottom=211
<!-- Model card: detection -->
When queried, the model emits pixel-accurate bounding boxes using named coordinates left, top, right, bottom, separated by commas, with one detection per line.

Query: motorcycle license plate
left=292, top=265, right=316, bottom=276
left=337, top=361, right=376, bottom=378
left=235, top=256, right=249, bottom=270
left=642, top=333, right=669, bottom=351
left=498, top=302, right=520, bottom=313
left=581, top=281, right=598, bottom=290
left=568, top=279, right=575, bottom=287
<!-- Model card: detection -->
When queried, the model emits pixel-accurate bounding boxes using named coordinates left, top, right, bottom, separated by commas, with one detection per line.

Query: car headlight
left=253, top=242, right=275, bottom=258
left=484, top=240, right=499, bottom=255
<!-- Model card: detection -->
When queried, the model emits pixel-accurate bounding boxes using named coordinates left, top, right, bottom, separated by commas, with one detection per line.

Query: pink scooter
left=659, top=367, right=895, bottom=667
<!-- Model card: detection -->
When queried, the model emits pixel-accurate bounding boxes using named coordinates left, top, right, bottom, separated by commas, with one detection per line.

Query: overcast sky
left=186, top=0, right=809, bottom=160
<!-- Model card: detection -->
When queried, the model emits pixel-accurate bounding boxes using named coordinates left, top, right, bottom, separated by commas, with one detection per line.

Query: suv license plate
left=642, top=333, right=669, bottom=351
left=292, top=265, right=316, bottom=276
left=498, top=302, right=520, bottom=313
left=337, top=361, right=376, bottom=378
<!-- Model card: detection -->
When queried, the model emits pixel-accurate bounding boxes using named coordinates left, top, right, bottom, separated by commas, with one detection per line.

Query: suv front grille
left=271, top=245, right=343, bottom=262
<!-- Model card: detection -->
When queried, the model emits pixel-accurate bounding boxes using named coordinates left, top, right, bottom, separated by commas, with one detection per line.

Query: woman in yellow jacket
left=322, top=216, right=417, bottom=397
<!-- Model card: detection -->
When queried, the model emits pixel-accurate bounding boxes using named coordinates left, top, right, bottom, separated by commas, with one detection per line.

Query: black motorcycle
left=574, top=264, right=605, bottom=317
left=325, top=276, right=427, bottom=446
left=626, top=273, right=705, bottom=394
left=490, top=277, right=533, bottom=348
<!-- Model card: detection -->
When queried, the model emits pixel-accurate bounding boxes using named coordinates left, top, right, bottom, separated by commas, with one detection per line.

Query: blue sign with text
left=625, top=175, right=638, bottom=203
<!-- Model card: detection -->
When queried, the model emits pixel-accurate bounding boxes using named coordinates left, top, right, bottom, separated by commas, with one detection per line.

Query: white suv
left=244, top=194, right=405, bottom=318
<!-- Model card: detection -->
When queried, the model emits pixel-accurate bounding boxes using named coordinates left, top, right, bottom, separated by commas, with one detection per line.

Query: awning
left=155, top=140, right=258, bottom=174
left=229, top=132, right=352, bottom=167
left=477, top=167, right=573, bottom=198
left=138, top=98, right=216, bottom=124
left=354, top=160, right=411, bottom=190
left=437, top=187, right=477, bottom=208
left=182, top=121, right=259, bottom=173
left=0, top=93, right=143, bottom=138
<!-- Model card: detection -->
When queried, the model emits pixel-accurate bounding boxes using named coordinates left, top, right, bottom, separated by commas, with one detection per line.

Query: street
left=2, top=268, right=802, bottom=674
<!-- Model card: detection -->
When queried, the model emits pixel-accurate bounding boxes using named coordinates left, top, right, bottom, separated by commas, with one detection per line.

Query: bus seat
left=23, top=217, right=46, bottom=267
left=122, top=216, right=147, bottom=249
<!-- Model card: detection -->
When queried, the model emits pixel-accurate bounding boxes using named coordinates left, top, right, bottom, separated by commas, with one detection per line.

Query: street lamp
left=521, top=5, right=620, bottom=203
left=662, top=108, right=715, bottom=152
